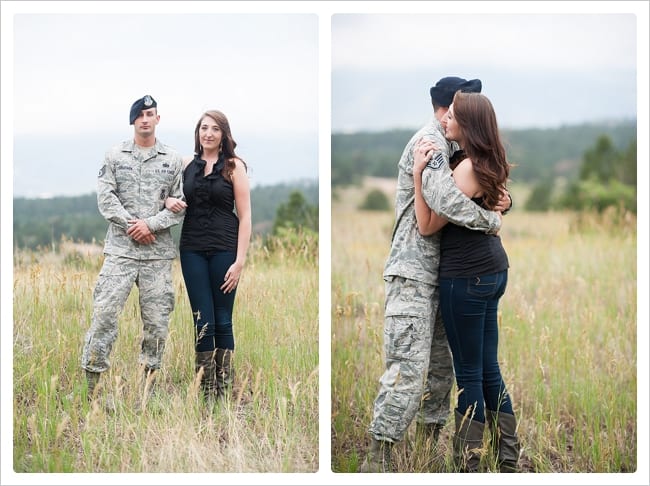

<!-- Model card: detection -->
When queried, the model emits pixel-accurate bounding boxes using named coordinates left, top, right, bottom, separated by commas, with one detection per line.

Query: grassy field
left=331, top=178, right=638, bottom=473
left=12, top=232, right=318, bottom=473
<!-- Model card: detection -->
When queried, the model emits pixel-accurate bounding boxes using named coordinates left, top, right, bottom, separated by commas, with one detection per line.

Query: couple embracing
left=360, top=76, right=520, bottom=473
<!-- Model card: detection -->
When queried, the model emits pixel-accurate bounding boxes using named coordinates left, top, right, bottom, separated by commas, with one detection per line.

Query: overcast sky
left=332, top=12, right=641, bottom=131
left=332, top=14, right=636, bottom=72
left=4, top=6, right=319, bottom=197
left=11, top=13, right=318, bottom=138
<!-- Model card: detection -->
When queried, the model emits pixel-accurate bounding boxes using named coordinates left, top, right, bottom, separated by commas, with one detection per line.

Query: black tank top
left=179, top=155, right=239, bottom=252
left=439, top=196, right=509, bottom=278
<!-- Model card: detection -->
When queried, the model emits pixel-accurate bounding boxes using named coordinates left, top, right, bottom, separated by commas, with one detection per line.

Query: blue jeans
left=439, top=270, right=513, bottom=423
left=180, top=250, right=237, bottom=352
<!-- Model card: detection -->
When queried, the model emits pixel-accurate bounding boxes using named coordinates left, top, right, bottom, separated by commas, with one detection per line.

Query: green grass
left=331, top=180, right=637, bottom=473
left=13, top=232, right=318, bottom=473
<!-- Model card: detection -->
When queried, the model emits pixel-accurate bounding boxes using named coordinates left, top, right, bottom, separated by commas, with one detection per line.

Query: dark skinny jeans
left=439, top=270, right=514, bottom=423
left=180, top=250, right=237, bottom=352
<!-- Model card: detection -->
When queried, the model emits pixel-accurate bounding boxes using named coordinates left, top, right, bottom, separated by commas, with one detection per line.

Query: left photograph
left=11, top=12, right=319, bottom=473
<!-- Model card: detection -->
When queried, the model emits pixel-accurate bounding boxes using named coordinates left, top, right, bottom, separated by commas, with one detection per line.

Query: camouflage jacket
left=383, top=117, right=501, bottom=285
left=97, top=138, right=185, bottom=260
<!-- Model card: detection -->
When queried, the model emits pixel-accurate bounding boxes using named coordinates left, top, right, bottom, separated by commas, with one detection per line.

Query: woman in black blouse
left=412, top=92, right=519, bottom=473
left=166, top=110, right=251, bottom=402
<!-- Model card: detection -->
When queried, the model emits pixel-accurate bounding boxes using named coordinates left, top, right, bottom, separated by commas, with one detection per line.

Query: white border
left=2, top=2, right=648, bottom=486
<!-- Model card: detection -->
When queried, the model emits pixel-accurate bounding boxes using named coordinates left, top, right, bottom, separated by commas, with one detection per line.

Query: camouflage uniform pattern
left=81, top=256, right=174, bottom=372
left=96, top=139, right=184, bottom=259
left=81, top=139, right=184, bottom=373
left=369, top=118, right=501, bottom=443
left=383, top=117, right=501, bottom=286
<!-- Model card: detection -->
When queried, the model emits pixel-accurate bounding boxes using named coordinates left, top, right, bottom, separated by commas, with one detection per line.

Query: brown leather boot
left=214, top=348, right=234, bottom=399
left=453, top=409, right=485, bottom=472
left=486, top=409, right=520, bottom=472
left=195, top=350, right=217, bottom=399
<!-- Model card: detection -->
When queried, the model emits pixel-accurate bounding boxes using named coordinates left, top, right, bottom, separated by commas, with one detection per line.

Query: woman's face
left=444, top=104, right=462, bottom=143
left=199, top=116, right=223, bottom=153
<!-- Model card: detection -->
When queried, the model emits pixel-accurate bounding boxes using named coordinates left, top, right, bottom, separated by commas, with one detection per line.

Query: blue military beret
left=429, top=77, right=482, bottom=107
left=129, top=95, right=157, bottom=125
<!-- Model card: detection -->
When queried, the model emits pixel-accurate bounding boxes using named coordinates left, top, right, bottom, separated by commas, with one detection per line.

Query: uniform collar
left=122, top=139, right=167, bottom=155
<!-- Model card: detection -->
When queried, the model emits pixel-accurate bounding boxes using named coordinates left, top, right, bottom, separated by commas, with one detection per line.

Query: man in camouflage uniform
left=81, top=95, right=185, bottom=404
left=360, top=77, right=508, bottom=472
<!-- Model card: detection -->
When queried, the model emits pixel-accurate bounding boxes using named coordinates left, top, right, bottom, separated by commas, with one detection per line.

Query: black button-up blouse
left=179, top=155, right=239, bottom=253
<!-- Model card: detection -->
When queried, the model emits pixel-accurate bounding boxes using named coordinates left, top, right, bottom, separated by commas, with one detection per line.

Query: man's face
left=133, top=108, right=159, bottom=138
left=440, top=109, right=450, bottom=132
left=443, top=104, right=460, bottom=142
left=434, top=106, right=449, bottom=124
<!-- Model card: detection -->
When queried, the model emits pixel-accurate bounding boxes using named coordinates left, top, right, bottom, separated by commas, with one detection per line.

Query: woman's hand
left=165, top=196, right=187, bottom=213
left=413, top=138, right=438, bottom=175
left=221, top=261, right=244, bottom=294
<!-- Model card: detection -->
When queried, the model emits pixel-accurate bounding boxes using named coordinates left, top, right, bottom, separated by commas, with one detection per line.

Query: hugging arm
left=144, top=158, right=186, bottom=231
left=413, top=139, right=447, bottom=235
left=165, top=155, right=192, bottom=213
left=419, top=148, right=501, bottom=234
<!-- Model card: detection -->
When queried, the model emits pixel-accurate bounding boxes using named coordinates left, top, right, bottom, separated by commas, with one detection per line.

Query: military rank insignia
left=427, top=152, right=445, bottom=170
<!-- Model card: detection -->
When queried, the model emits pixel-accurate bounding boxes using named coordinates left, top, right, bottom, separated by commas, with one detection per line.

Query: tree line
left=332, top=120, right=636, bottom=186
left=13, top=181, right=318, bottom=249
left=526, top=134, right=636, bottom=213
left=333, top=120, right=636, bottom=214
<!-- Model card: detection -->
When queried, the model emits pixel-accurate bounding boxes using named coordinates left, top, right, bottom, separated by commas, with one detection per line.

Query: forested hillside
left=13, top=180, right=318, bottom=249
left=331, top=120, right=636, bottom=186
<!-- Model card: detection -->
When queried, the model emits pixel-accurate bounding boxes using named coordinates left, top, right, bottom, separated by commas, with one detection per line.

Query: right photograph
left=330, top=13, right=638, bottom=474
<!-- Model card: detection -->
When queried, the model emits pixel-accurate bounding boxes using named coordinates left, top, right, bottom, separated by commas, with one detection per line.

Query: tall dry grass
left=13, top=232, right=318, bottom=473
left=331, top=180, right=637, bottom=473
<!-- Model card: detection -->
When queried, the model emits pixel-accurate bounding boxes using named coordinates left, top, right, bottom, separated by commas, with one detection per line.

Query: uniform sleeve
left=421, top=149, right=501, bottom=234
left=96, top=155, right=131, bottom=230
left=144, top=157, right=186, bottom=232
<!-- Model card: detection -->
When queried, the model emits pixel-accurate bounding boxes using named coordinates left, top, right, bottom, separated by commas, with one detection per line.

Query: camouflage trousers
left=81, top=255, right=175, bottom=373
left=368, top=276, right=453, bottom=443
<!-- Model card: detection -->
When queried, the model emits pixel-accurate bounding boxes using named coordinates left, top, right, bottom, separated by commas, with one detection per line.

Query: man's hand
left=493, top=189, right=513, bottom=214
left=127, top=219, right=156, bottom=244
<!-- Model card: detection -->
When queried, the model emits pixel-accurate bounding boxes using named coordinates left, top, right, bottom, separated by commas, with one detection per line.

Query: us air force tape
left=427, top=152, right=445, bottom=170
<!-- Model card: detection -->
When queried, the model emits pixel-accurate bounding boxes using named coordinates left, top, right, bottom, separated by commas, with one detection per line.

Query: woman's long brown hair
left=451, top=91, right=510, bottom=209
